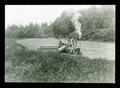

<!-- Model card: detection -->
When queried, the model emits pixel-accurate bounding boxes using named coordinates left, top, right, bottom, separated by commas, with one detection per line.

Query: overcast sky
left=5, top=5, right=100, bottom=29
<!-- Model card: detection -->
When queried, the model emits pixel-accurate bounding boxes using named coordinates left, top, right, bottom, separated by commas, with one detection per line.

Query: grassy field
left=16, top=38, right=115, bottom=60
left=5, top=38, right=115, bottom=83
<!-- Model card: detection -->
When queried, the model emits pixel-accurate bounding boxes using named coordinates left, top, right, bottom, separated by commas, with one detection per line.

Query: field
left=16, top=38, right=115, bottom=60
left=5, top=38, right=115, bottom=83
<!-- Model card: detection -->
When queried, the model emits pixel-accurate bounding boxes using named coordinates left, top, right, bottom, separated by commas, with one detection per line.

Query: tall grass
left=5, top=39, right=115, bottom=82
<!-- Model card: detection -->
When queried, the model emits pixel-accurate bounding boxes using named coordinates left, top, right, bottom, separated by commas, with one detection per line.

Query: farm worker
left=67, top=37, right=77, bottom=54
left=58, top=39, right=68, bottom=52
left=58, top=40, right=64, bottom=48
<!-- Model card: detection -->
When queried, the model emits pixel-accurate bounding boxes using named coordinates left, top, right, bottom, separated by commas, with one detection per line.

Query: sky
left=5, top=5, right=100, bottom=29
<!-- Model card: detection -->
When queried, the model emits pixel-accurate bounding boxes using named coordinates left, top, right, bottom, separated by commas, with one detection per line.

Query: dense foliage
left=5, top=23, right=54, bottom=38
left=5, top=6, right=115, bottom=42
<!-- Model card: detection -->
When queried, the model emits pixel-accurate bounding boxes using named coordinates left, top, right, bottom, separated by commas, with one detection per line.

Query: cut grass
left=16, top=38, right=115, bottom=60
left=5, top=39, right=115, bottom=83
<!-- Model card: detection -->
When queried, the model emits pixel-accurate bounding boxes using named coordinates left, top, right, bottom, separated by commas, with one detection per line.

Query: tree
left=52, top=14, right=74, bottom=38
left=5, top=24, right=20, bottom=38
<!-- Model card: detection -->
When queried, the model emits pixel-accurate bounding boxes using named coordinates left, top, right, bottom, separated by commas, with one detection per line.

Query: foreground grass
left=5, top=39, right=115, bottom=83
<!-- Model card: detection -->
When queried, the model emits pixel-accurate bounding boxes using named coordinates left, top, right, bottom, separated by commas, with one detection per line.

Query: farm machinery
left=57, top=38, right=82, bottom=55
left=16, top=38, right=82, bottom=55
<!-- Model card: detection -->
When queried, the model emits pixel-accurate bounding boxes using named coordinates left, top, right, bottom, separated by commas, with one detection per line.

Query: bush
left=89, top=28, right=115, bottom=42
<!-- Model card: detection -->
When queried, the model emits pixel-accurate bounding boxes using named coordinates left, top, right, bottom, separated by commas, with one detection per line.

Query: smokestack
left=71, top=11, right=82, bottom=39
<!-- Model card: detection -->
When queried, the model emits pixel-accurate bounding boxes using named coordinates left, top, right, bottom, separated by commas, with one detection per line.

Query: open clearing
left=16, top=38, right=115, bottom=60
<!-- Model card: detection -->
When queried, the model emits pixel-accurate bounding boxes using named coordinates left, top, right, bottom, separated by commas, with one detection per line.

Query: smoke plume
left=71, top=11, right=82, bottom=39
left=63, top=9, right=82, bottom=39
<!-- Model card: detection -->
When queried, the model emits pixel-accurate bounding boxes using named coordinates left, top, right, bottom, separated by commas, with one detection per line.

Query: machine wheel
left=75, top=48, right=82, bottom=55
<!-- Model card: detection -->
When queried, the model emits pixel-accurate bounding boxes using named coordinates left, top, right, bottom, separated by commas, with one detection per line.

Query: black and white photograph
left=5, top=5, right=115, bottom=83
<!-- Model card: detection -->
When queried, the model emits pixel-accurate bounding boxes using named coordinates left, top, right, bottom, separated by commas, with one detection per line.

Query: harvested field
left=16, top=38, right=115, bottom=60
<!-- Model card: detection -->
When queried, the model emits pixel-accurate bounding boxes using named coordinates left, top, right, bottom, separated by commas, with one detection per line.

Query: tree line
left=5, top=5, right=115, bottom=42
